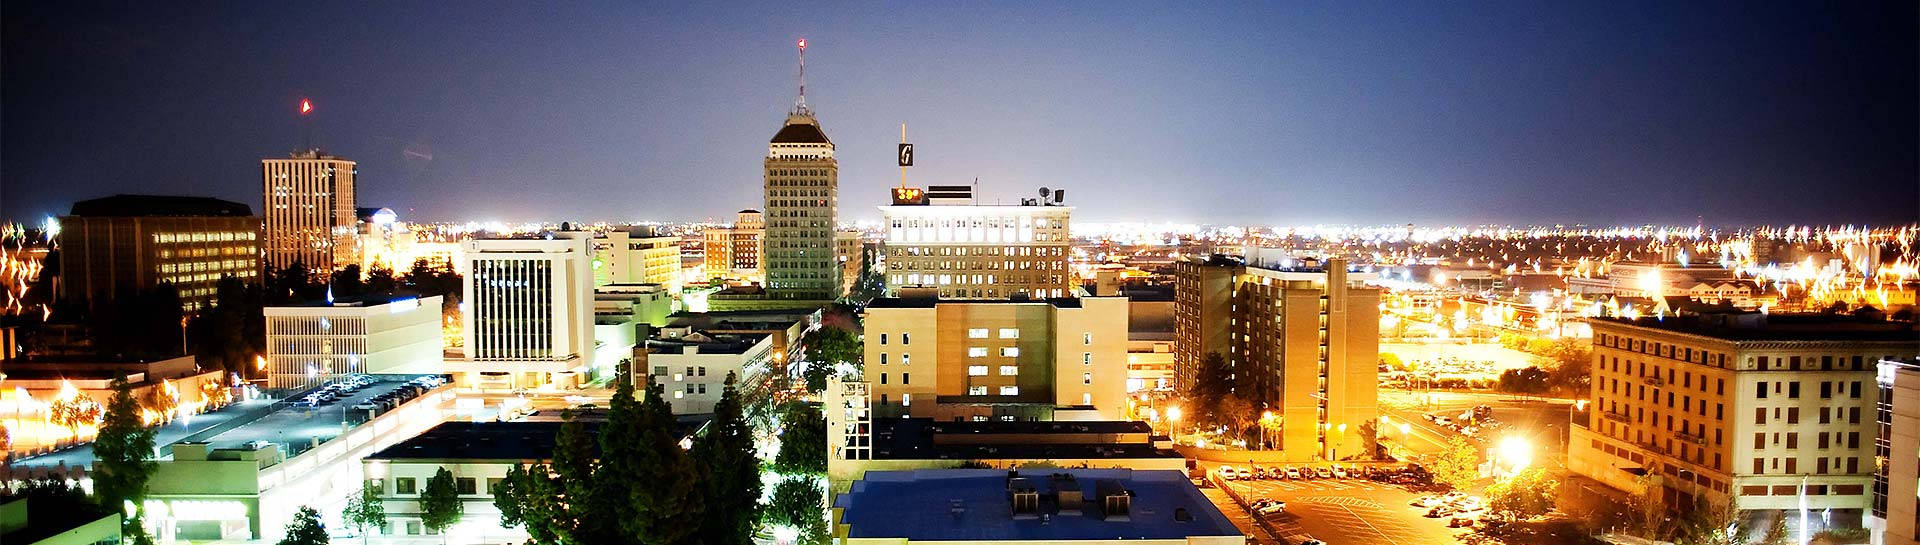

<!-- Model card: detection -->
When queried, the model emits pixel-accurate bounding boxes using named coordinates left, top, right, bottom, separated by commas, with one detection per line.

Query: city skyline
left=3, top=2, right=1915, bottom=226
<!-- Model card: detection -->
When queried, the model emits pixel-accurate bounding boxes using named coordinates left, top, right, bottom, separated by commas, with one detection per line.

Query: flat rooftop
left=835, top=469, right=1240, bottom=541
left=873, top=418, right=1178, bottom=461
left=1593, top=314, right=1920, bottom=342
left=645, top=332, right=770, bottom=355
left=366, top=421, right=601, bottom=461
left=868, top=297, right=1085, bottom=309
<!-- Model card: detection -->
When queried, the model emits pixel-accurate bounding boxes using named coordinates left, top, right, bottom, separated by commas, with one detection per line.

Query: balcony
left=1602, top=410, right=1631, bottom=423
left=1674, top=429, right=1707, bottom=446
left=1642, top=375, right=1664, bottom=387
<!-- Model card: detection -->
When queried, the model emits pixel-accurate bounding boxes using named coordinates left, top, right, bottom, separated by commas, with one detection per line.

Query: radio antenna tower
left=793, top=38, right=811, bottom=115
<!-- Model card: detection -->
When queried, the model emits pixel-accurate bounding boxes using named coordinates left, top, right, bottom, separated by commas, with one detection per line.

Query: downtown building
left=457, top=232, right=600, bottom=390
left=762, top=108, right=841, bottom=302
left=263, top=294, right=444, bottom=391
left=594, top=227, right=683, bottom=292
left=1872, top=358, right=1920, bottom=545
left=262, top=150, right=358, bottom=274
left=1569, top=312, right=1920, bottom=535
left=861, top=296, right=1130, bottom=421
left=880, top=185, right=1073, bottom=299
left=55, top=194, right=261, bottom=312
left=701, top=209, right=764, bottom=284
left=1172, top=255, right=1380, bottom=462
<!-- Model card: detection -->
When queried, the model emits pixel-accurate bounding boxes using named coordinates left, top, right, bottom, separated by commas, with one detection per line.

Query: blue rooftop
left=834, top=469, right=1241, bottom=542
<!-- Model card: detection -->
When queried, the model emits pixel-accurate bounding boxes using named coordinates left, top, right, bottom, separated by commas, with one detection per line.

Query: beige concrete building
left=1569, top=313, right=1920, bottom=535
left=836, top=229, right=864, bottom=294
left=1872, top=359, right=1920, bottom=545
left=702, top=210, right=764, bottom=284
left=458, top=232, right=597, bottom=390
left=880, top=188, right=1073, bottom=299
left=1173, top=255, right=1381, bottom=462
left=763, top=109, right=840, bottom=302
left=56, top=195, right=261, bottom=312
left=862, top=296, right=1129, bottom=421
left=595, top=228, right=683, bottom=292
left=264, top=294, right=444, bottom=391
left=262, top=150, right=357, bottom=274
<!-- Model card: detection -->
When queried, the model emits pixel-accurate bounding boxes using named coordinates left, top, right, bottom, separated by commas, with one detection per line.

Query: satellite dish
left=1038, top=187, right=1052, bottom=198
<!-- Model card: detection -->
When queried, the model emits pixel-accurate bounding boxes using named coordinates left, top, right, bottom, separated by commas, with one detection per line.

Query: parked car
left=1452, top=497, right=1485, bottom=512
left=1254, top=499, right=1287, bottom=516
left=1412, top=495, right=1445, bottom=508
left=1331, top=466, right=1349, bottom=479
left=1220, top=466, right=1242, bottom=480
left=1315, top=467, right=1333, bottom=479
left=1426, top=506, right=1455, bottom=518
left=1449, top=515, right=1476, bottom=528
left=1285, top=466, right=1302, bottom=479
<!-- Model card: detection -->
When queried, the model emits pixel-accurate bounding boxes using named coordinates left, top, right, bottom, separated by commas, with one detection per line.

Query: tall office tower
left=57, top=195, right=262, bottom=312
left=862, top=296, right=1130, bottom=421
left=880, top=185, right=1073, bottom=299
left=1173, top=255, right=1380, bottom=462
left=1570, top=313, right=1919, bottom=533
left=762, top=41, right=840, bottom=302
left=459, top=231, right=597, bottom=390
left=262, top=150, right=358, bottom=274
left=702, top=209, right=765, bottom=284
left=835, top=229, right=862, bottom=294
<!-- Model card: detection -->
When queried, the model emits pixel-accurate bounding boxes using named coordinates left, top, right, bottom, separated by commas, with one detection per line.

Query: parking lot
left=1216, top=474, right=1467, bottom=545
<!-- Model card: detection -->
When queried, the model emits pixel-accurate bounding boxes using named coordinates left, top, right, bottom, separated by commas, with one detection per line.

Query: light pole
left=1168, top=406, right=1184, bottom=441
left=1259, top=411, right=1275, bottom=450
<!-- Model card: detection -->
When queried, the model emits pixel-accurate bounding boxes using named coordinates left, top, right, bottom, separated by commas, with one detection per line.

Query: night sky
left=3, top=1, right=1914, bottom=226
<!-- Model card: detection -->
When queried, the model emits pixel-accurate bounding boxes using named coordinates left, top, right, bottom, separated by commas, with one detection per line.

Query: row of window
left=1755, top=379, right=1864, bottom=400
left=891, top=259, right=1065, bottom=271
left=893, top=246, right=1065, bottom=257
left=1751, top=455, right=1862, bottom=475
left=153, top=231, right=257, bottom=243
left=1751, top=430, right=1862, bottom=450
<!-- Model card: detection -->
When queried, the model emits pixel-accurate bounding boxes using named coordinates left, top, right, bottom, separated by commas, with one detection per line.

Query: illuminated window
left=969, top=365, right=989, bottom=376
left=1000, top=386, right=1020, bottom=396
left=968, top=328, right=989, bottom=338
left=999, top=328, right=1019, bottom=339
left=1000, top=347, right=1020, bottom=357
left=1083, top=353, right=1092, bottom=365
left=969, top=386, right=988, bottom=395
left=969, top=347, right=988, bottom=357
left=1084, top=332, right=1093, bottom=345
left=999, top=365, right=1018, bottom=376
left=1083, top=392, right=1093, bottom=405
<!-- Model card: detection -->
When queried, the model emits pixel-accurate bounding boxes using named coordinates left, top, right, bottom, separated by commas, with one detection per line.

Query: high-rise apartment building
left=1172, top=255, right=1380, bottom=462
left=880, top=186, right=1073, bottom=299
left=763, top=110, right=840, bottom=301
left=595, top=228, right=683, bottom=292
left=701, top=210, right=764, bottom=283
left=835, top=229, right=863, bottom=294
left=57, top=195, right=262, bottom=312
left=459, top=232, right=597, bottom=390
left=262, top=150, right=357, bottom=274
left=862, top=296, right=1129, bottom=421
left=1569, top=313, right=1919, bottom=534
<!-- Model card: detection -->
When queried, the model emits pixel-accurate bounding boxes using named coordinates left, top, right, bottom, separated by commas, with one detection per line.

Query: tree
left=1497, top=366, right=1553, bottom=396
left=188, top=275, right=267, bottom=378
left=94, top=377, right=157, bottom=543
left=629, top=380, right=704, bottom=545
left=1486, top=466, right=1558, bottom=522
left=1759, top=514, right=1788, bottom=545
left=692, top=373, right=762, bottom=545
left=1627, top=473, right=1671, bottom=539
left=365, top=265, right=398, bottom=294
left=277, top=506, right=330, bottom=545
left=1431, top=435, right=1480, bottom=491
left=1216, top=394, right=1255, bottom=443
left=775, top=402, right=828, bottom=476
left=330, top=264, right=366, bottom=297
left=9, top=476, right=109, bottom=538
left=801, top=327, right=860, bottom=392
left=419, top=467, right=464, bottom=543
left=1675, top=494, right=1747, bottom=545
left=582, top=375, right=646, bottom=543
left=493, top=463, right=527, bottom=530
left=1182, top=351, right=1235, bottom=427
left=765, top=477, right=828, bottom=545
left=343, top=480, right=387, bottom=544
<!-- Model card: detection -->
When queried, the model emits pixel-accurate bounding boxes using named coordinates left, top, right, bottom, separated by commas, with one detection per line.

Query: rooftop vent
left=1095, top=479, right=1132, bottom=521
left=1009, top=477, right=1040, bottom=519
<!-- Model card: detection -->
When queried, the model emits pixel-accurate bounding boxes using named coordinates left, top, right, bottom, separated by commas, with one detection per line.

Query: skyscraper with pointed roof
left=762, top=39, right=841, bottom=302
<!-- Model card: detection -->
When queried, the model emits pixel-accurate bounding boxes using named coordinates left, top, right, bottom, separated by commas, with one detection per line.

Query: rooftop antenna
left=899, top=123, right=908, bottom=189
left=973, top=177, right=979, bottom=205
left=793, top=38, right=811, bottom=115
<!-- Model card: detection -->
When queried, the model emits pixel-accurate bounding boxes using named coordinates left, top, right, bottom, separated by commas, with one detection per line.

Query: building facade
left=262, top=150, right=357, bottom=274
left=1568, top=314, right=1920, bottom=535
left=595, top=228, right=683, bottom=292
left=1172, top=256, right=1380, bottom=462
left=762, top=110, right=840, bottom=301
left=458, top=233, right=597, bottom=390
left=862, top=297, right=1129, bottom=421
left=56, top=195, right=261, bottom=313
left=880, top=194, right=1073, bottom=300
left=639, top=329, right=774, bottom=414
left=1872, top=359, right=1920, bottom=545
left=836, top=229, right=864, bottom=294
left=701, top=210, right=764, bottom=284
left=264, top=295, right=444, bottom=391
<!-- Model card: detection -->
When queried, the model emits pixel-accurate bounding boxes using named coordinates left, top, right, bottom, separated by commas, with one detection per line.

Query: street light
left=1168, top=406, right=1185, bottom=439
left=1497, top=435, right=1533, bottom=474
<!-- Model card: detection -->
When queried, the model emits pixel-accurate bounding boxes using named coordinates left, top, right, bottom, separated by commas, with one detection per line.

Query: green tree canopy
left=276, top=506, right=330, bottom=545
left=764, top=477, right=828, bottom=545
left=1431, top=435, right=1481, bottom=491
left=801, top=326, right=861, bottom=392
left=774, top=402, right=828, bottom=476
left=693, top=372, right=762, bottom=544
left=343, top=479, right=387, bottom=545
left=94, top=377, right=157, bottom=542
left=419, top=467, right=464, bottom=542
left=1486, top=466, right=1558, bottom=522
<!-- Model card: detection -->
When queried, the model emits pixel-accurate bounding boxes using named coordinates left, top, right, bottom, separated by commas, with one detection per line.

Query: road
left=10, top=396, right=281, bottom=470
left=1212, top=474, right=1468, bottom=545
left=1380, top=389, right=1574, bottom=469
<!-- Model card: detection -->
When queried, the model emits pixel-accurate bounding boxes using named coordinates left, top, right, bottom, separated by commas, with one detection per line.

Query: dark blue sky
left=4, top=1, right=1914, bottom=226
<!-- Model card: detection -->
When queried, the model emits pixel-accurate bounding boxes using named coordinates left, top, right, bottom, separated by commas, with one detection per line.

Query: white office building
left=264, top=294, right=444, bottom=391
left=640, top=328, right=775, bottom=415
left=459, top=232, right=597, bottom=390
